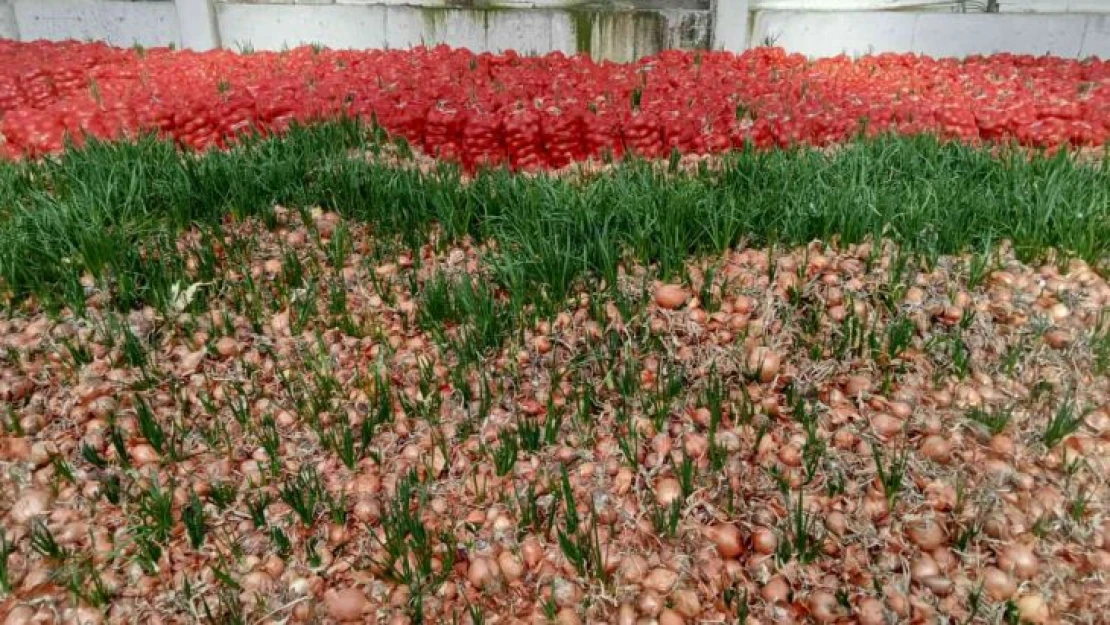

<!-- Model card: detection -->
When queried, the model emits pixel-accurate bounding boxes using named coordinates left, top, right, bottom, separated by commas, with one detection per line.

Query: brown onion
left=884, top=588, right=909, bottom=618
left=555, top=608, right=582, bottom=625
left=982, top=567, right=1016, bottom=601
left=808, top=591, right=842, bottom=623
left=1043, top=328, right=1073, bottom=349
left=636, top=590, right=663, bottom=616
left=825, top=511, right=848, bottom=536
left=498, top=550, right=524, bottom=583
left=215, top=336, right=240, bottom=358
left=643, top=568, right=678, bottom=593
left=888, top=401, right=913, bottom=419
left=655, top=477, right=683, bottom=506
left=4, top=606, right=35, bottom=625
left=11, top=488, right=52, bottom=524
left=845, top=375, right=872, bottom=396
left=467, top=556, right=499, bottom=589
left=746, top=347, right=781, bottom=383
left=907, top=517, right=947, bottom=550
left=761, top=576, right=789, bottom=604
left=655, top=285, right=689, bottom=310
left=856, top=597, right=885, bottom=625
left=658, top=609, right=685, bottom=625
left=619, top=554, right=649, bottom=584
left=707, top=524, right=744, bottom=558
left=617, top=603, right=636, bottom=625
left=921, top=576, right=953, bottom=596
left=918, top=435, right=951, bottom=464
left=671, top=588, right=701, bottom=618
left=752, top=526, right=778, bottom=555
left=1015, top=594, right=1049, bottom=624
left=521, top=538, right=544, bottom=569
left=998, top=544, right=1038, bottom=580
left=911, top=554, right=940, bottom=581
left=131, top=444, right=159, bottom=465
left=325, top=588, right=368, bottom=621
left=871, top=413, right=903, bottom=439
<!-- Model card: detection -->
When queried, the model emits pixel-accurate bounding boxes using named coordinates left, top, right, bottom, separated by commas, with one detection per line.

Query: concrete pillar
left=175, top=0, right=220, bottom=50
left=712, top=0, right=750, bottom=52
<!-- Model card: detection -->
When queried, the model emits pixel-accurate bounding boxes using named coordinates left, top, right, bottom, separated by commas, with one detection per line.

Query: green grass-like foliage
left=0, top=120, right=1107, bottom=312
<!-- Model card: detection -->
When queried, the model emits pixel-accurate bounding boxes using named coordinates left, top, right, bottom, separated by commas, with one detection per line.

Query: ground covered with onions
left=1, top=127, right=1109, bottom=625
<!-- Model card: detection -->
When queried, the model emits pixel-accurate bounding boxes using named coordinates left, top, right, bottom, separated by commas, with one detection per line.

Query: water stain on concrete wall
left=421, top=1, right=708, bottom=61
left=571, top=9, right=664, bottom=61
left=568, top=1, right=709, bottom=60
left=213, top=0, right=710, bottom=60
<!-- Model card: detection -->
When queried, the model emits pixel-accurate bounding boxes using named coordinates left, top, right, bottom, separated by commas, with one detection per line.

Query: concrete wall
left=12, top=0, right=179, bottom=47
left=0, top=0, right=1108, bottom=60
left=2, top=0, right=712, bottom=60
left=0, top=1, right=19, bottom=40
left=751, top=0, right=1108, bottom=10
left=215, top=2, right=710, bottom=60
left=217, top=3, right=578, bottom=54
left=752, top=11, right=1110, bottom=58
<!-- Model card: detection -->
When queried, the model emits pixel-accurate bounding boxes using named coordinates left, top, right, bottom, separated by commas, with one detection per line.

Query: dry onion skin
left=0, top=211, right=1107, bottom=624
